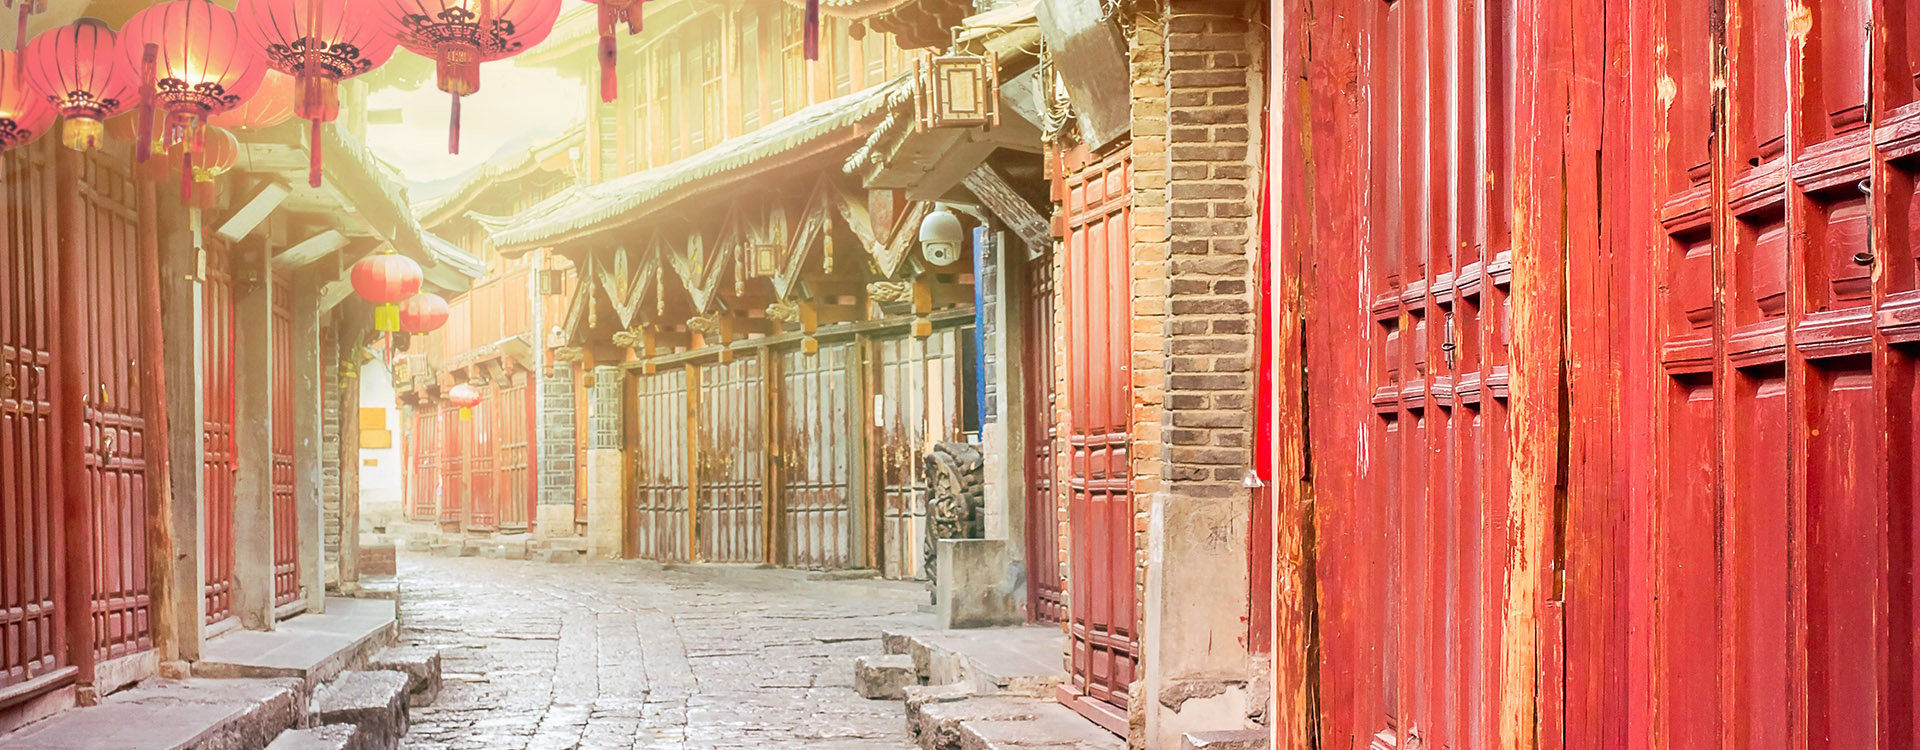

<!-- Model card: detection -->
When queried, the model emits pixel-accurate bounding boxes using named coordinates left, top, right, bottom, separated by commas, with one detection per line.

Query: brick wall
left=589, top=365, right=622, bottom=450
left=540, top=362, right=578, bottom=505
left=320, top=324, right=341, bottom=585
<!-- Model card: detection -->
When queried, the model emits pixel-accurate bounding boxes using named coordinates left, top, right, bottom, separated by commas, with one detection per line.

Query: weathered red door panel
left=440, top=401, right=465, bottom=529
left=271, top=282, right=300, bottom=608
left=467, top=388, right=497, bottom=532
left=1060, top=148, right=1136, bottom=725
left=0, top=144, right=68, bottom=692
left=779, top=345, right=858, bottom=570
left=629, top=369, right=691, bottom=562
left=696, top=356, right=767, bottom=564
left=203, top=240, right=237, bottom=627
left=1024, top=255, right=1063, bottom=624
left=494, top=374, right=532, bottom=532
left=410, top=403, right=438, bottom=522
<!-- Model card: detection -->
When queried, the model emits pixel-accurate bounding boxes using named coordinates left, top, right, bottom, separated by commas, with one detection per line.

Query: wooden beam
left=272, top=229, right=349, bottom=270
left=215, top=180, right=291, bottom=243
left=961, top=165, right=1050, bottom=256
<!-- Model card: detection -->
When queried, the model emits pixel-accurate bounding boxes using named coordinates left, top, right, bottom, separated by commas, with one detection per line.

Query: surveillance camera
left=919, top=208, right=965, bottom=267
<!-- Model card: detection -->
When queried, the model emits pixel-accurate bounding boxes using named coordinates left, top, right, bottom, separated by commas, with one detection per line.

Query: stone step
left=265, top=724, right=364, bottom=750
left=197, top=598, right=400, bottom=691
left=1183, top=729, right=1269, bottom=750
left=882, top=630, right=915, bottom=656
left=0, top=677, right=305, bottom=750
left=366, top=646, right=442, bottom=707
left=854, top=654, right=917, bottom=700
left=312, top=671, right=411, bottom=750
left=957, top=701, right=1126, bottom=750
left=532, top=540, right=585, bottom=564
left=912, top=696, right=1051, bottom=750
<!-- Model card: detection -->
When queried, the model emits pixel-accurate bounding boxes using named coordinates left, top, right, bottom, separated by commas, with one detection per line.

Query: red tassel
left=803, top=0, right=821, bottom=61
left=180, top=151, right=193, bottom=201
left=14, top=3, right=27, bottom=52
left=449, top=93, right=461, bottom=155
left=309, top=118, right=323, bottom=188
left=599, top=34, right=617, bottom=103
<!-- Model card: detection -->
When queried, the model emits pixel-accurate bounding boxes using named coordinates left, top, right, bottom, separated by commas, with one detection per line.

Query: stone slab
left=914, top=697, right=1052, bottom=750
left=958, top=701, right=1126, bottom=750
left=365, top=646, right=441, bottom=707
left=909, top=626, right=1066, bottom=697
left=0, top=678, right=304, bottom=750
left=854, top=654, right=917, bottom=700
left=196, top=598, right=399, bottom=689
left=312, top=671, right=409, bottom=750
left=1183, top=729, right=1268, bottom=750
left=265, top=725, right=362, bottom=750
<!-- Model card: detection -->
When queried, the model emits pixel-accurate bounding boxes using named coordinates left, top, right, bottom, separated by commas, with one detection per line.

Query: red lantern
left=210, top=69, right=295, bottom=129
left=351, top=250, right=424, bottom=332
left=118, top=0, right=266, bottom=196
left=0, top=50, right=53, bottom=153
left=375, top=0, right=561, bottom=154
left=399, top=292, right=450, bottom=334
left=184, top=125, right=238, bottom=208
left=447, top=382, right=481, bottom=420
left=106, top=105, right=174, bottom=179
left=21, top=19, right=138, bottom=152
left=583, top=0, right=642, bottom=103
left=238, top=0, right=400, bottom=187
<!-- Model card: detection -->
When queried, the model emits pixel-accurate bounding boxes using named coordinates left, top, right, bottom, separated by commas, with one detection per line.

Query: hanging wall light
left=0, top=49, right=52, bottom=153
left=22, top=19, right=138, bottom=151
left=238, top=0, right=401, bottom=187
left=374, top=0, right=561, bottom=154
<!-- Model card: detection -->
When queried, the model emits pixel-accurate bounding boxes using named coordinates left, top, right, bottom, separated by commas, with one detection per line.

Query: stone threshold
left=0, top=677, right=305, bottom=750
left=195, top=597, right=400, bottom=691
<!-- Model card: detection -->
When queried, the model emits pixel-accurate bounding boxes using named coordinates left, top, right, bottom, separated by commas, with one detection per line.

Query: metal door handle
left=99, top=433, right=116, bottom=465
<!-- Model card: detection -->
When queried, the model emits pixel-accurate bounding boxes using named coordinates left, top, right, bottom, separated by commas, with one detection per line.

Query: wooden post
left=231, top=237, right=276, bottom=630
left=338, top=321, right=363, bottom=589
left=137, top=169, right=181, bottom=672
left=53, top=145, right=99, bottom=687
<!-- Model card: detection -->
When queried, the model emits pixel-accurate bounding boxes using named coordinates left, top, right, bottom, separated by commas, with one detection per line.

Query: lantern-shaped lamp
left=350, top=250, right=424, bottom=332
left=22, top=19, right=138, bottom=151
left=583, top=0, right=641, bottom=103
left=118, top=0, right=266, bottom=191
left=399, top=292, right=450, bottom=334
left=210, top=69, right=295, bottom=129
left=375, top=0, right=561, bottom=154
left=916, top=51, right=999, bottom=131
left=238, top=0, right=400, bottom=187
left=447, top=383, right=480, bottom=421
left=0, top=50, right=53, bottom=153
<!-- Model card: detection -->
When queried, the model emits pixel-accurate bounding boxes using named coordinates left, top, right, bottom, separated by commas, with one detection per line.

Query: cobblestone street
left=395, top=554, right=929, bottom=750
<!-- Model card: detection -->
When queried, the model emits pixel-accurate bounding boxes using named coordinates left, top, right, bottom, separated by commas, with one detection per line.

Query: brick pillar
left=231, top=240, right=276, bottom=630
left=1134, top=0, right=1267, bottom=744
left=537, top=361, right=580, bottom=537
left=584, top=365, right=625, bottom=558
left=320, top=325, right=342, bottom=586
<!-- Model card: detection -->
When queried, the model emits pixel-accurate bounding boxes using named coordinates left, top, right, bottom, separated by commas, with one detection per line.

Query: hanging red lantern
left=803, top=0, right=821, bottom=61
left=447, top=382, right=481, bottom=420
left=21, top=19, right=139, bottom=152
left=118, top=0, right=267, bottom=197
left=0, top=49, right=52, bottom=153
left=351, top=249, right=424, bottom=332
left=210, top=69, right=295, bottom=130
left=106, top=105, right=175, bottom=179
left=399, top=292, right=450, bottom=334
left=238, top=0, right=400, bottom=188
left=183, top=125, right=238, bottom=208
left=375, top=0, right=562, bottom=154
left=583, top=0, right=641, bottom=104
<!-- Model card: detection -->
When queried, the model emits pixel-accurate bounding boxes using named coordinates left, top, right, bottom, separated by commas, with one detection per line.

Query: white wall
left=359, top=358, right=406, bottom=531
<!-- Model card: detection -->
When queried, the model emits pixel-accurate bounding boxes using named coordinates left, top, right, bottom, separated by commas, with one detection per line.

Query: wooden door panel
left=271, top=282, right=299, bottom=607
left=468, top=392, right=497, bottom=532
left=697, top=356, right=767, bottom=563
left=202, top=232, right=236, bottom=628
left=630, top=369, right=691, bottom=562
left=1024, top=256, right=1063, bottom=623
left=441, top=401, right=466, bottom=529
left=780, top=345, right=857, bottom=570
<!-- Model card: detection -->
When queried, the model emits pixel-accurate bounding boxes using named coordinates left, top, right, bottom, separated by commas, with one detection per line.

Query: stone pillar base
left=584, top=448, right=624, bottom=559
left=536, top=505, right=578, bottom=539
left=934, top=539, right=1023, bottom=629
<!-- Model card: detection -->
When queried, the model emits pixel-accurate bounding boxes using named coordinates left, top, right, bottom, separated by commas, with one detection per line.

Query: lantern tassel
left=136, top=44, right=158, bottom=164
left=449, top=93, right=461, bottom=155
left=180, top=150, right=194, bottom=201
left=803, top=0, right=821, bottom=61
left=309, top=118, right=323, bottom=188
left=598, top=5, right=618, bottom=104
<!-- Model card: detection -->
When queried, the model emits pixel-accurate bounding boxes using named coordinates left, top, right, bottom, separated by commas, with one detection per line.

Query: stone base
left=535, top=505, right=577, bottom=540
left=934, top=539, right=1021, bottom=629
left=367, top=647, right=442, bottom=708
left=266, top=725, right=363, bottom=750
left=1183, top=729, right=1268, bottom=750
left=854, top=654, right=917, bottom=700
left=313, top=671, right=410, bottom=750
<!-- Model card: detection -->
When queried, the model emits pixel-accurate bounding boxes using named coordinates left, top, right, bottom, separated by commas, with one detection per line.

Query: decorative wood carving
left=962, top=165, right=1050, bottom=256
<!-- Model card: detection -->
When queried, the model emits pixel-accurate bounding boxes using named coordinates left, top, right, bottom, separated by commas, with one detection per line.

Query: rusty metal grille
left=0, top=143, right=68, bottom=690
left=271, top=282, right=300, bottom=608
left=696, top=356, right=767, bottom=564
left=630, top=368, right=691, bottom=561
left=778, top=345, right=858, bottom=570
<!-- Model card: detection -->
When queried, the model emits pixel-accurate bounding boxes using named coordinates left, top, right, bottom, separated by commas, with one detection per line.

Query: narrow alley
left=394, top=555, right=923, bottom=750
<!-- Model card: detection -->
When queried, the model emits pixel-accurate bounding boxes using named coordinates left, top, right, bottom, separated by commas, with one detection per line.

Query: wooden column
left=53, top=145, right=98, bottom=686
left=290, top=281, right=327, bottom=614
left=159, top=187, right=208, bottom=664
left=136, top=172, right=181, bottom=672
left=231, top=238, right=276, bottom=630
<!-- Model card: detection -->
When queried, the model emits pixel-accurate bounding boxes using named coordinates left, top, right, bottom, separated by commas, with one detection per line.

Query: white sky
left=365, top=56, right=585, bottom=187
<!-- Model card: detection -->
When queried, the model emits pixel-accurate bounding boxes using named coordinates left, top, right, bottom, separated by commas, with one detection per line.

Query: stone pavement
left=395, top=553, right=932, bottom=750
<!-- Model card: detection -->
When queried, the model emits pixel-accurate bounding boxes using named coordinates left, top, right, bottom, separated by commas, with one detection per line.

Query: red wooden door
left=494, top=374, right=532, bottom=532
left=77, top=149, right=155, bottom=660
left=467, top=387, right=496, bottom=532
left=696, top=356, right=767, bottom=563
left=779, top=345, right=858, bottom=570
left=440, top=400, right=465, bottom=529
left=1024, top=255, right=1064, bottom=624
left=1, top=143, right=68, bottom=693
left=629, top=368, right=691, bottom=561
left=202, top=240, right=237, bottom=626
left=410, top=403, right=438, bottom=521
left=271, top=282, right=300, bottom=608
left=1060, top=148, right=1136, bottom=727
left=875, top=330, right=962, bottom=581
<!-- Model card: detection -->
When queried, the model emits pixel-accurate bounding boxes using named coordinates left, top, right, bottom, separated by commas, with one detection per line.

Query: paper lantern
left=584, top=0, right=641, bottom=103
left=118, top=0, right=266, bottom=196
left=22, top=19, right=138, bottom=151
left=447, top=382, right=480, bottom=420
left=351, top=250, right=424, bottom=332
left=184, top=125, right=238, bottom=208
left=0, top=49, right=52, bottom=152
left=106, top=105, right=174, bottom=179
left=375, top=0, right=561, bottom=154
left=399, top=292, right=450, bottom=334
left=210, top=69, right=295, bottom=129
left=238, top=0, right=400, bottom=186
